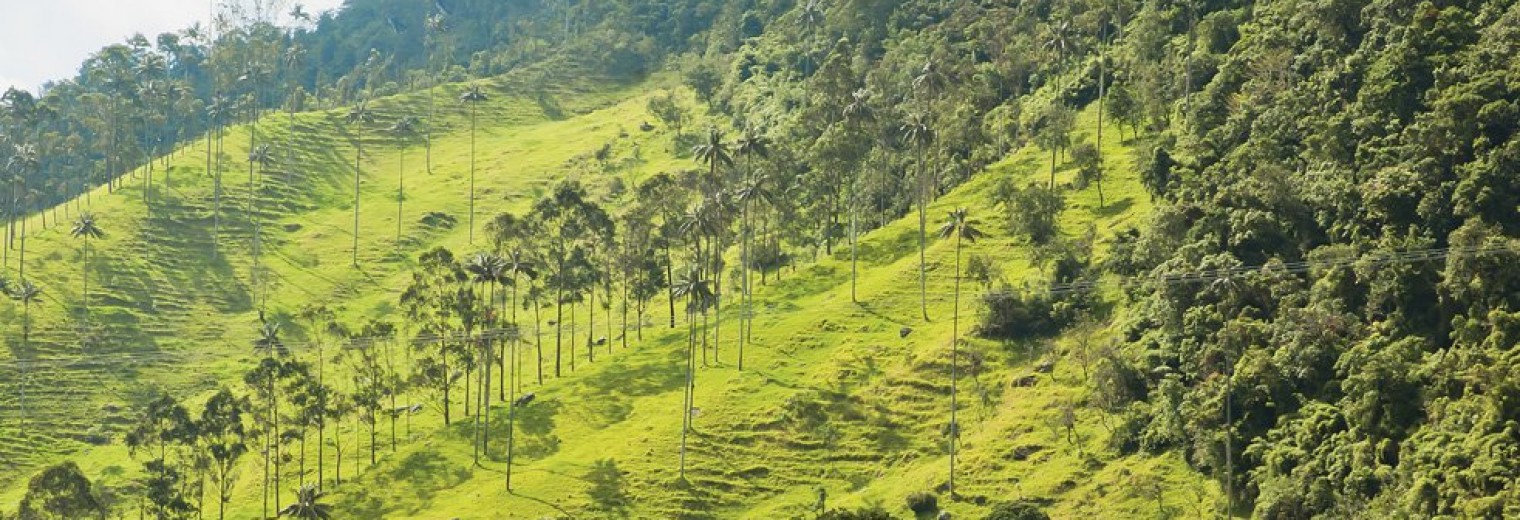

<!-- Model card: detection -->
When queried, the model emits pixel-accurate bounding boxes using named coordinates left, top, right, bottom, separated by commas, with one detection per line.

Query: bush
left=818, top=507, right=899, bottom=520
left=983, top=500, right=1050, bottom=520
left=976, top=286, right=1065, bottom=340
left=993, top=179, right=1065, bottom=244
left=906, top=492, right=939, bottom=515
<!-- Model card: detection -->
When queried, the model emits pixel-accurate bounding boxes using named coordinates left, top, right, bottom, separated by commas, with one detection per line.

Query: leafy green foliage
left=15, top=462, right=102, bottom=520
left=983, top=500, right=1050, bottom=520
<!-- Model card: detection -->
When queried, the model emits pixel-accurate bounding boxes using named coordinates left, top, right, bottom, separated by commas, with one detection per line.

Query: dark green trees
left=199, top=389, right=249, bottom=520
left=15, top=462, right=104, bottom=520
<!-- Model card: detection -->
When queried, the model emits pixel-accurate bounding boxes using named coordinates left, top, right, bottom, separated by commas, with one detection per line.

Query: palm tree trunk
left=917, top=146, right=929, bottom=321
left=1050, top=148, right=1058, bottom=189
left=587, top=281, right=596, bottom=363
left=317, top=341, right=325, bottom=490
left=850, top=173, right=858, bottom=303
left=82, top=239, right=90, bottom=328
left=679, top=309, right=696, bottom=480
left=469, top=103, right=477, bottom=244
left=949, top=233, right=963, bottom=498
left=555, top=283, right=565, bottom=377
left=353, top=128, right=362, bottom=267
left=739, top=202, right=750, bottom=370
left=665, top=241, right=677, bottom=328
left=397, top=142, right=405, bottom=244
left=506, top=336, right=517, bottom=491
left=442, top=345, right=452, bottom=425
left=534, top=298, right=545, bottom=385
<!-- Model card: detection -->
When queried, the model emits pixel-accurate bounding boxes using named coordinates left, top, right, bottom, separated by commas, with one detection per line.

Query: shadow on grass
left=569, top=344, right=687, bottom=400
left=1091, top=197, right=1136, bottom=218
left=514, top=399, right=563, bottom=461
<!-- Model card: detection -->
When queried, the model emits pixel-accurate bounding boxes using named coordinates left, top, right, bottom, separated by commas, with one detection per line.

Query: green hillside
left=1, top=56, right=1204, bottom=516
left=9, top=0, right=1520, bottom=518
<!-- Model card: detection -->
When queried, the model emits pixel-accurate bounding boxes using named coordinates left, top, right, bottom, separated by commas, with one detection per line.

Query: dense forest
left=4, top=0, right=1520, bottom=518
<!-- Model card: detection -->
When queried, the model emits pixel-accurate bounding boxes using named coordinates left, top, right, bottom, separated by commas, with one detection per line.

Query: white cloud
left=0, top=0, right=345, bottom=91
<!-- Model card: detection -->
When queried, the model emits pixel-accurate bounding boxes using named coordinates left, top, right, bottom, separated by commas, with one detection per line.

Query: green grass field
left=0, top=63, right=1217, bottom=518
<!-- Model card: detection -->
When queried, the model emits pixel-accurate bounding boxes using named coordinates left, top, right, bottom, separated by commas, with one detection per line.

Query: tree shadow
left=514, top=399, right=563, bottom=460
left=1092, top=197, right=1136, bottom=218
left=586, top=458, right=631, bottom=517
left=569, top=346, right=686, bottom=399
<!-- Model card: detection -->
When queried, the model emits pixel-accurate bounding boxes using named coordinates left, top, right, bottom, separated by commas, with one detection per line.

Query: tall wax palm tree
left=460, top=85, right=489, bottom=244
left=671, top=267, right=714, bottom=481
left=502, top=248, right=536, bottom=396
left=732, top=174, right=774, bottom=370
left=733, top=128, right=769, bottom=370
left=938, top=208, right=984, bottom=499
left=692, top=129, right=733, bottom=361
left=251, top=319, right=289, bottom=517
left=503, top=322, right=523, bottom=491
left=1045, top=19, right=1075, bottom=64
left=842, top=88, right=875, bottom=303
left=424, top=12, right=448, bottom=174
left=12, top=280, right=42, bottom=348
left=797, top=0, right=826, bottom=75
left=278, top=485, right=333, bottom=519
left=7, top=145, right=38, bottom=277
left=207, top=96, right=229, bottom=256
left=248, top=143, right=276, bottom=311
left=70, top=213, right=104, bottom=328
left=284, top=41, right=306, bottom=186
left=389, top=116, right=419, bottom=243
left=692, top=128, right=733, bottom=193
left=346, top=101, right=375, bottom=266
left=901, top=114, right=935, bottom=321
left=464, top=251, right=506, bottom=464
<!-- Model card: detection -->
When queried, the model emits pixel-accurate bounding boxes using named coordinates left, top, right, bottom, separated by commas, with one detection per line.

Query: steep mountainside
left=6, top=0, right=1520, bottom=518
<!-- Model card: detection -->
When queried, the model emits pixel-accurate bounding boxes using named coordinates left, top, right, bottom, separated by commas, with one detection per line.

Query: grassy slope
left=0, top=65, right=1215, bottom=518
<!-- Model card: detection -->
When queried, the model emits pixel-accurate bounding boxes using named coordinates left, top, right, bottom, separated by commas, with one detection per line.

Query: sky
left=0, top=0, right=346, bottom=93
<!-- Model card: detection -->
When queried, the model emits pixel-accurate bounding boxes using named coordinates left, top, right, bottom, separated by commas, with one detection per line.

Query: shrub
left=906, top=491, right=939, bottom=515
left=818, top=507, right=899, bottom=520
left=983, top=500, right=1050, bottom=520
left=976, top=286, right=1064, bottom=340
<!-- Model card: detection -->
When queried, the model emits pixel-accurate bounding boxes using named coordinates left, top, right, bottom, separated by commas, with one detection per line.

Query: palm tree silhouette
left=901, top=114, right=935, bottom=321
left=389, top=116, right=419, bottom=243
left=733, top=128, right=769, bottom=370
left=70, top=212, right=105, bottom=329
left=279, top=485, right=333, bottom=519
left=672, top=266, right=715, bottom=481
left=460, top=85, right=489, bottom=244
left=11, top=280, right=42, bottom=347
left=346, top=101, right=375, bottom=266
left=842, top=88, right=875, bottom=303
left=938, top=207, right=984, bottom=499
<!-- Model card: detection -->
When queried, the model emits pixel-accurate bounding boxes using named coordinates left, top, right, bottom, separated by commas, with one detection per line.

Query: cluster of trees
left=1087, top=0, right=1520, bottom=517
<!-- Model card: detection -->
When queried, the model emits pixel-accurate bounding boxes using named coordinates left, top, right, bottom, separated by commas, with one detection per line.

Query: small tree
left=1106, top=82, right=1143, bottom=140
left=1071, top=141, right=1105, bottom=208
left=16, top=462, right=104, bottom=520
left=1028, top=101, right=1075, bottom=188
left=993, top=179, right=1065, bottom=244
left=647, top=93, right=686, bottom=143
